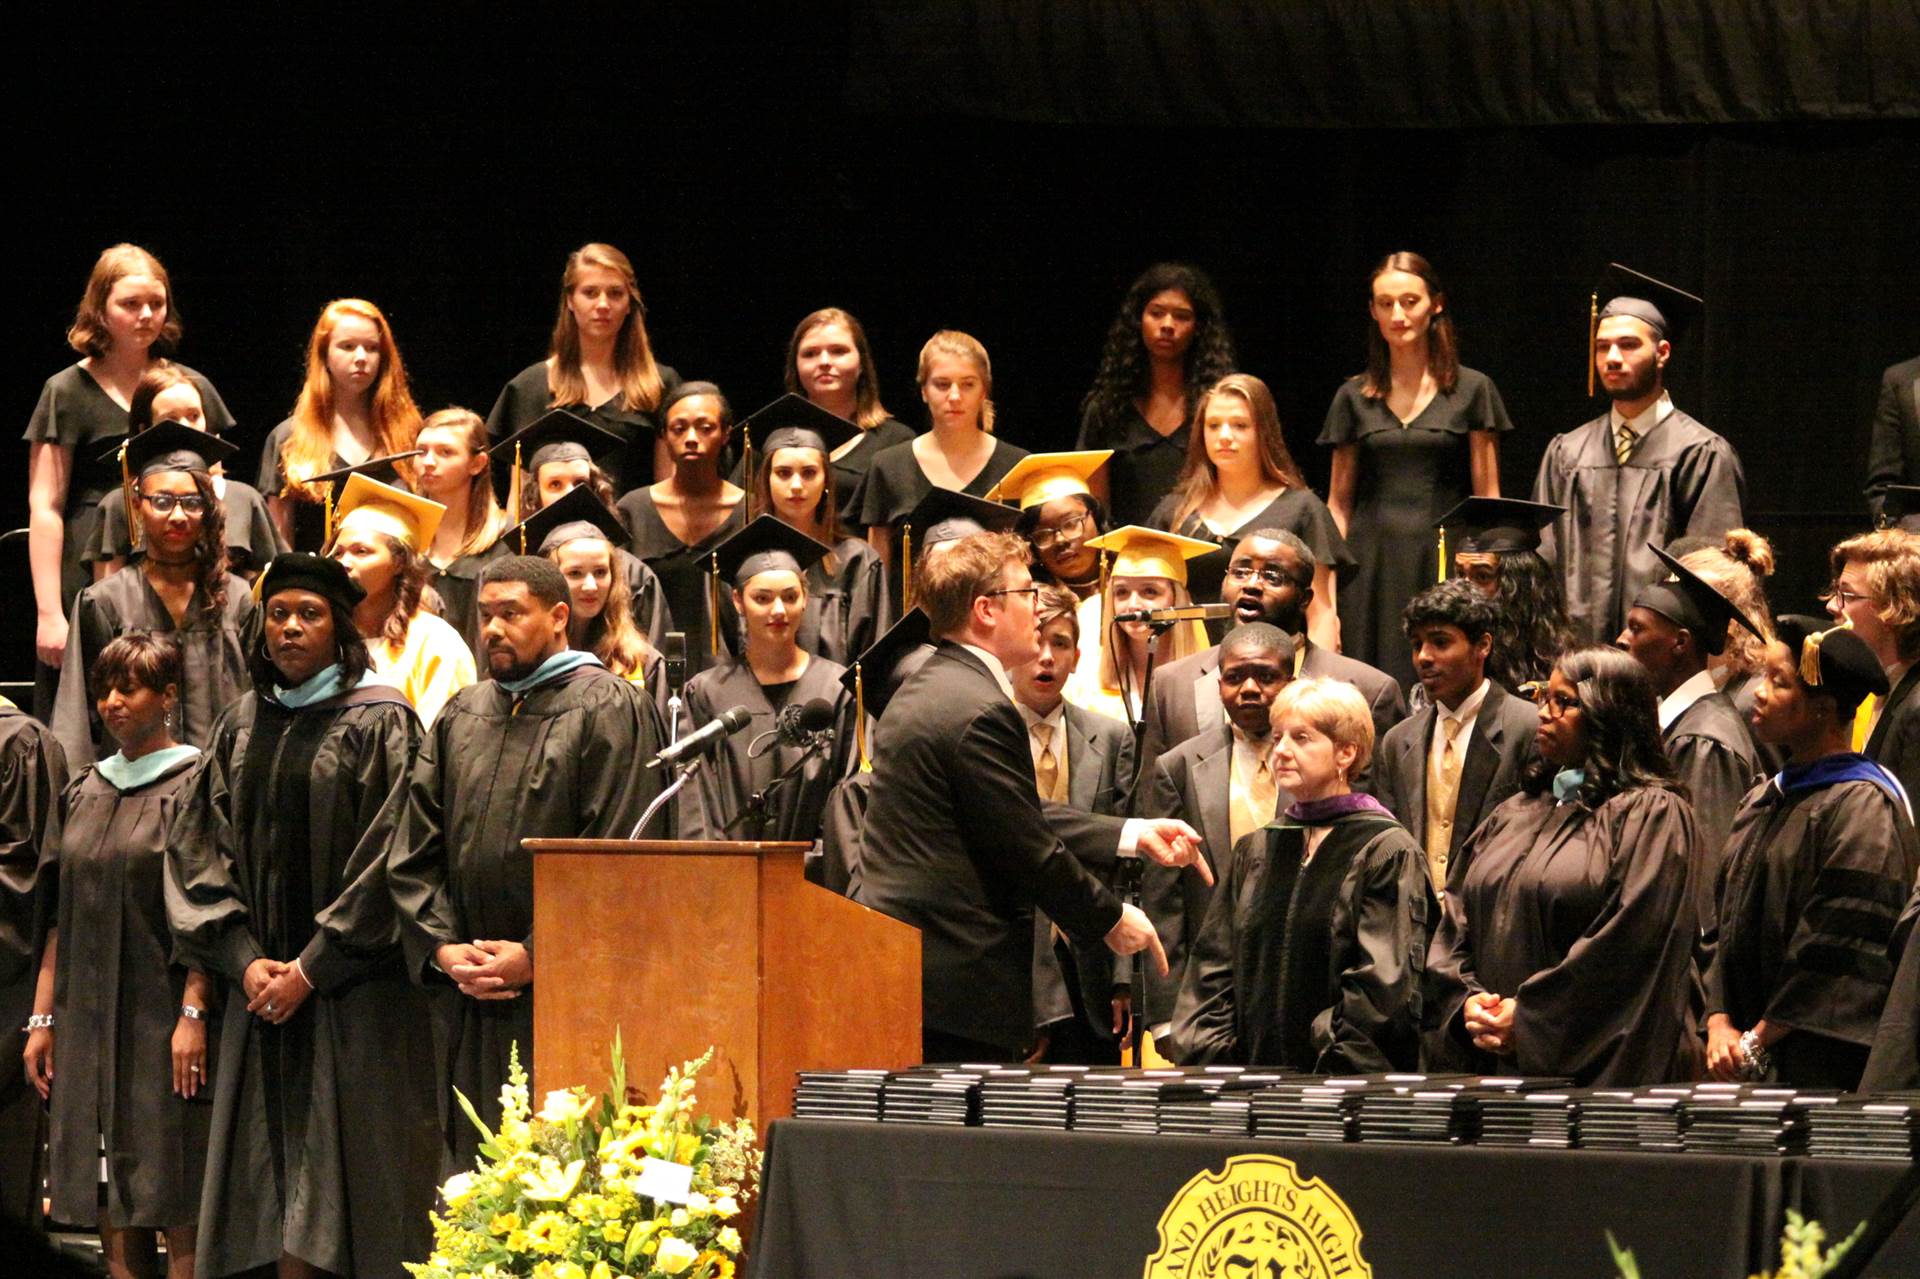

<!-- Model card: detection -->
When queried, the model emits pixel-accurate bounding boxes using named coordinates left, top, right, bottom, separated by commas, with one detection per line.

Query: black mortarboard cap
left=739, top=393, right=860, bottom=458
left=713, top=514, right=832, bottom=587
left=502, top=482, right=628, bottom=556
left=1632, top=543, right=1762, bottom=656
left=1594, top=262, right=1705, bottom=344
left=839, top=606, right=934, bottom=730
left=492, top=410, right=625, bottom=474
left=906, top=487, right=1022, bottom=547
left=308, top=450, right=424, bottom=495
left=115, top=419, right=239, bottom=477
left=1774, top=614, right=1889, bottom=715
left=1438, top=497, right=1565, bottom=556
left=252, top=551, right=365, bottom=612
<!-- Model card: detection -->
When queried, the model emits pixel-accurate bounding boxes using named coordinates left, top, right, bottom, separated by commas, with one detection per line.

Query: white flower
left=538, top=1089, right=591, bottom=1124
left=655, top=1235, right=699, bottom=1274
left=716, top=1226, right=743, bottom=1253
left=686, top=1191, right=711, bottom=1214
left=670, top=1207, right=689, bottom=1228
left=713, top=1195, right=740, bottom=1218
left=440, top=1171, right=476, bottom=1205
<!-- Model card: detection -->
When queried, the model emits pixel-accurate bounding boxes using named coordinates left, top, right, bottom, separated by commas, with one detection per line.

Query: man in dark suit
left=1141, top=528, right=1407, bottom=776
left=1865, top=354, right=1920, bottom=530
left=1012, top=586, right=1136, bottom=1062
left=1373, top=582, right=1538, bottom=896
left=1141, top=623, right=1295, bottom=1043
left=854, top=531, right=1207, bottom=1062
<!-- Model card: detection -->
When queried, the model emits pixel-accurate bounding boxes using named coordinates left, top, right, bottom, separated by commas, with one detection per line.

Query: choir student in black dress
left=53, top=423, right=254, bottom=767
left=28, top=636, right=210, bottom=1279
left=1150, top=374, right=1349, bottom=650
left=617, top=383, right=748, bottom=674
left=1426, top=647, right=1700, bottom=1085
left=412, top=407, right=513, bottom=651
left=742, top=394, right=885, bottom=665
left=1705, top=617, right=1920, bottom=1090
left=26, top=244, right=235, bottom=716
left=986, top=450, right=1113, bottom=603
left=860, top=330, right=1029, bottom=597
left=259, top=298, right=422, bottom=551
left=1323, top=252, right=1513, bottom=686
left=486, top=242, right=681, bottom=493
left=1437, top=496, right=1573, bottom=694
left=783, top=307, right=913, bottom=521
left=1170, top=677, right=1429, bottom=1070
left=87, top=361, right=284, bottom=581
left=1075, top=263, right=1238, bottom=528
left=677, top=518, right=856, bottom=843
left=1826, top=528, right=1920, bottom=799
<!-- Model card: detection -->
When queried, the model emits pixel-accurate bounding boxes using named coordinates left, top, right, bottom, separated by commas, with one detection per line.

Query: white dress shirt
left=1657, top=668, right=1719, bottom=732
left=1428, top=678, right=1491, bottom=777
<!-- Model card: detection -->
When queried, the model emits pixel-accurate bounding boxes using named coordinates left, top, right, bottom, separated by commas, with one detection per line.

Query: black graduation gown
left=1169, top=810, right=1431, bottom=1071
left=52, top=566, right=255, bottom=768
left=1866, top=663, right=1920, bottom=811
left=427, top=539, right=510, bottom=658
left=1704, top=771, right=1920, bottom=1089
left=1532, top=407, right=1747, bottom=645
left=388, top=664, right=667, bottom=1167
left=0, top=708, right=66, bottom=1223
left=856, top=437, right=1030, bottom=613
left=1862, top=883, right=1920, bottom=1092
left=1149, top=488, right=1354, bottom=628
left=1664, top=690, right=1762, bottom=921
left=676, top=655, right=856, bottom=843
left=86, top=479, right=285, bottom=577
left=616, top=491, right=744, bottom=677
left=792, top=538, right=886, bottom=666
left=485, top=360, right=682, bottom=496
left=48, top=755, right=211, bottom=1229
left=1426, top=787, right=1699, bottom=1085
left=166, top=684, right=439, bottom=1279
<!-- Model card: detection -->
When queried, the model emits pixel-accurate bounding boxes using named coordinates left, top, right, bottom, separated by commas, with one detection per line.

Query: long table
left=747, top=1119, right=1919, bottom=1278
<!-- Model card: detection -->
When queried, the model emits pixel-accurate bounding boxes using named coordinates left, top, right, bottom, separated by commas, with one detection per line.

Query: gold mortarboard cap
left=1084, top=525, right=1218, bottom=585
left=983, top=450, right=1112, bottom=510
left=329, top=472, right=446, bottom=551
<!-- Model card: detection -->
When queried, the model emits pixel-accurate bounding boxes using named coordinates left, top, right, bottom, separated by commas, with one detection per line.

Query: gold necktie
left=1033, top=722, right=1062, bottom=801
left=1424, top=717, right=1463, bottom=892
left=1231, top=752, right=1279, bottom=847
left=1615, top=423, right=1637, bottom=464
left=1853, top=694, right=1879, bottom=753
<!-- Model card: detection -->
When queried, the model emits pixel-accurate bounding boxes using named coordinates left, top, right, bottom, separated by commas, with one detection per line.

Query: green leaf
left=453, top=1085, right=496, bottom=1148
left=1605, top=1230, right=1642, bottom=1279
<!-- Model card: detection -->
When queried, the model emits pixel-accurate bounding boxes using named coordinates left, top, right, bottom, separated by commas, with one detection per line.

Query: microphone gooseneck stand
left=628, top=756, right=704, bottom=840
left=1117, top=614, right=1178, bottom=1069
left=720, top=729, right=834, bottom=837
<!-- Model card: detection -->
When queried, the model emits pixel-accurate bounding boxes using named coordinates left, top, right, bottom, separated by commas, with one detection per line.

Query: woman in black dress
left=87, top=361, right=284, bottom=582
left=783, top=307, right=914, bottom=521
left=27, top=635, right=211, bottom=1279
left=26, top=244, right=235, bottom=716
left=486, top=242, right=681, bottom=494
left=860, top=331, right=1028, bottom=608
left=1150, top=374, right=1350, bottom=648
left=1426, top=647, right=1700, bottom=1086
left=1323, top=253, right=1513, bottom=686
left=259, top=298, right=423, bottom=551
left=1075, top=262, right=1238, bottom=529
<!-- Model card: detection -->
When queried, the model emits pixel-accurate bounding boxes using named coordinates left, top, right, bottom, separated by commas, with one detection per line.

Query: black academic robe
left=49, top=756, right=211, bottom=1229
left=800, top=538, right=886, bottom=666
left=1532, top=407, right=1747, bottom=645
left=1866, top=663, right=1920, bottom=812
left=1426, top=787, right=1699, bottom=1086
left=1169, top=810, right=1431, bottom=1071
left=389, top=663, right=667, bottom=1167
left=166, top=684, right=439, bottom=1279
left=428, top=540, right=510, bottom=658
left=1663, top=690, right=1762, bottom=922
left=486, top=360, right=683, bottom=496
left=1861, top=882, right=1920, bottom=1092
left=52, top=566, right=255, bottom=768
left=87, top=480, right=286, bottom=578
left=1864, top=354, right=1920, bottom=528
left=676, top=655, right=856, bottom=844
left=617, top=491, right=745, bottom=678
left=1372, top=681, right=1539, bottom=886
left=853, top=644, right=1129, bottom=1054
left=0, top=708, right=66, bottom=1224
left=1704, top=771, right=1920, bottom=1089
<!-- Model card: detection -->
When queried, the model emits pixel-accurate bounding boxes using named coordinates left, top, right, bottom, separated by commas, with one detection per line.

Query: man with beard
left=1532, top=264, right=1746, bottom=644
left=1140, top=528, right=1405, bottom=776
left=390, top=555, right=667, bottom=1166
left=1372, top=581, right=1538, bottom=895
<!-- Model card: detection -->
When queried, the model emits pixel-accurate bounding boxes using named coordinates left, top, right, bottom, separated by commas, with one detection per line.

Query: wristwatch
left=1738, top=1029, right=1773, bottom=1080
left=179, top=1005, right=206, bottom=1022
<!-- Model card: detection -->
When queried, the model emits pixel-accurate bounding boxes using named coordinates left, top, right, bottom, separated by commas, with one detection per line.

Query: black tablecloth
left=747, top=1119, right=1918, bottom=1279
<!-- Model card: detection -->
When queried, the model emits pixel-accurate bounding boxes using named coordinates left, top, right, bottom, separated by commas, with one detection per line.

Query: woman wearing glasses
left=51, top=424, right=254, bottom=767
left=1426, top=646, right=1700, bottom=1085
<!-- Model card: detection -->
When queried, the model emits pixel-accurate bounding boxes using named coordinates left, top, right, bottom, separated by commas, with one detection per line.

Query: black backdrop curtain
left=4, top=11, right=1916, bottom=675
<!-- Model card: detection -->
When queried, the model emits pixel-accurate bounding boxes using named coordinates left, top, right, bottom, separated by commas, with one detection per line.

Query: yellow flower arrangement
left=407, top=1037, right=761, bottom=1279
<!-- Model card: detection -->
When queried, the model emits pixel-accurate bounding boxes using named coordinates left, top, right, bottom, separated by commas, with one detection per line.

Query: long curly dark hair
left=135, top=470, right=229, bottom=620
left=247, top=595, right=372, bottom=695
left=1484, top=548, right=1575, bottom=692
left=1080, top=263, right=1237, bottom=428
left=1521, top=646, right=1681, bottom=806
left=365, top=534, right=431, bottom=650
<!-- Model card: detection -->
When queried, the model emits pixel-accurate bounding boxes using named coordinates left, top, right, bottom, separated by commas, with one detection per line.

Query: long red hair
left=281, top=298, right=421, bottom=501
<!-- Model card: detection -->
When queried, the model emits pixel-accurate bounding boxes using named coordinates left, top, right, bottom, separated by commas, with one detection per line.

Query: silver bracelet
left=24, top=1014, right=52, bottom=1031
left=179, top=1005, right=206, bottom=1022
left=1738, top=1029, right=1772, bottom=1080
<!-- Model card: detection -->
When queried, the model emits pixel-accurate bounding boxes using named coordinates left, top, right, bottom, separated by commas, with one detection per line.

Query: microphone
left=663, top=631, right=687, bottom=699
left=775, top=697, right=837, bottom=745
left=1112, top=602, right=1236, bottom=624
left=646, top=705, right=751, bottom=769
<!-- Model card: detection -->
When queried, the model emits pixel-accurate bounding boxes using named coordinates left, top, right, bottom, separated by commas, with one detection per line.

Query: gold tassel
left=854, top=662, right=872, bottom=773
left=901, top=524, right=914, bottom=611
left=739, top=425, right=753, bottom=506
left=1587, top=291, right=1599, bottom=398
left=513, top=441, right=529, bottom=554
left=324, top=484, right=337, bottom=547
left=1801, top=628, right=1829, bottom=686
left=119, top=440, right=140, bottom=553
left=1436, top=526, right=1447, bottom=585
left=708, top=551, right=723, bottom=657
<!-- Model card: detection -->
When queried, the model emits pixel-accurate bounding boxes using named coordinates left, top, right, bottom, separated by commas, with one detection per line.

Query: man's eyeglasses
left=1225, top=564, right=1292, bottom=589
left=986, top=586, right=1041, bottom=605
left=1029, top=512, right=1090, bottom=552
left=1822, top=585, right=1870, bottom=609
left=139, top=492, right=209, bottom=516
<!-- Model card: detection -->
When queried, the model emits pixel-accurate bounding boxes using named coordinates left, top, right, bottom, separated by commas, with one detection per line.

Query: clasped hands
left=436, top=939, right=533, bottom=1000
left=243, top=957, right=313, bottom=1026
left=1463, top=990, right=1516, bottom=1055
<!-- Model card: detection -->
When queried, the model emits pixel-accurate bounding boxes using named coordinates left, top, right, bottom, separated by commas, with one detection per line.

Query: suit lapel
left=1064, top=706, right=1105, bottom=811
left=1454, top=688, right=1505, bottom=857
left=1189, top=649, right=1223, bottom=739
left=1190, top=732, right=1236, bottom=879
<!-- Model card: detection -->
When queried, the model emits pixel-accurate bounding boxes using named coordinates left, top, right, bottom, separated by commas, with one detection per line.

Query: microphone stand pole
left=1119, top=617, right=1177, bottom=1069
left=628, top=756, right=704, bottom=840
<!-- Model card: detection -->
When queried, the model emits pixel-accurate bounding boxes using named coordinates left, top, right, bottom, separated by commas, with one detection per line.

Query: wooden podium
left=527, top=839, right=920, bottom=1128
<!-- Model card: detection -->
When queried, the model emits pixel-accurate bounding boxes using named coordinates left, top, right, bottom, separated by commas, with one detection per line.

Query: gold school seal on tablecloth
left=1142, top=1153, right=1370, bottom=1279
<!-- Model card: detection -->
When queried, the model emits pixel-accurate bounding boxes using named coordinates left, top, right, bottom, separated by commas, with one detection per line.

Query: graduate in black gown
left=84, top=362, right=284, bottom=582
left=29, top=636, right=210, bottom=1277
left=1533, top=264, right=1746, bottom=645
left=616, top=383, right=749, bottom=675
left=486, top=242, right=681, bottom=495
left=0, top=694, right=66, bottom=1226
left=1171, top=677, right=1429, bottom=1070
left=986, top=450, right=1113, bottom=604
left=1427, top=647, right=1699, bottom=1085
left=819, top=607, right=936, bottom=897
left=1825, top=528, right=1920, bottom=800
left=166, top=554, right=439, bottom=1279
left=389, top=556, right=667, bottom=1168
left=412, top=407, right=514, bottom=654
left=53, top=423, right=255, bottom=767
left=780, top=307, right=915, bottom=523
left=1436, top=497, right=1574, bottom=695
left=1672, top=530, right=1782, bottom=772
left=678, top=518, right=856, bottom=844
left=1075, top=263, right=1238, bottom=528
left=1704, top=616, right=1920, bottom=1090
left=1862, top=882, right=1920, bottom=1091
left=738, top=394, right=886, bottom=665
